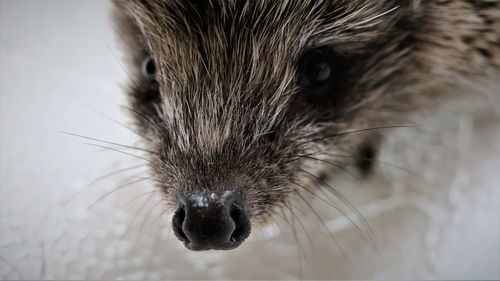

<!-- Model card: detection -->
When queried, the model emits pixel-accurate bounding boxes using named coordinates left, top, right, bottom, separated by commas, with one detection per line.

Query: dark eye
left=142, top=56, right=157, bottom=85
left=295, top=48, right=351, bottom=107
left=298, top=49, right=337, bottom=88
left=300, top=62, right=331, bottom=87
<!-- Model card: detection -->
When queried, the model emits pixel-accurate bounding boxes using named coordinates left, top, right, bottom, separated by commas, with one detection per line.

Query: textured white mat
left=1, top=1, right=499, bottom=279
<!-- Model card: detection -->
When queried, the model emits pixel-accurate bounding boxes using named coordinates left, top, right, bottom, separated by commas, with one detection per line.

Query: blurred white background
left=1, top=1, right=499, bottom=279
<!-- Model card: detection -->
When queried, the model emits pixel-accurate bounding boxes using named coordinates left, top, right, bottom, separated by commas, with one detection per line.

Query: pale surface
left=1, top=1, right=499, bottom=279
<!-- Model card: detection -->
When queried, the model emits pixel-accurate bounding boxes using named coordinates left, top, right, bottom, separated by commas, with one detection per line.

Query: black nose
left=172, top=192, right=251, bottom=250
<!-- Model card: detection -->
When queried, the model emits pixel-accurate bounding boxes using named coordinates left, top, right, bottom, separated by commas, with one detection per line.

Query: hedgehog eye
left=298, top=50, right=336, bottom=88
left=300, top=61, right=332, bottom=87
left=141, top=56, right=157, bottom=84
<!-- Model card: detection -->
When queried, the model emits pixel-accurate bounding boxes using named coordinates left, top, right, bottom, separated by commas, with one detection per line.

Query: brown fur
left=112, top=0, right=499, bottom=228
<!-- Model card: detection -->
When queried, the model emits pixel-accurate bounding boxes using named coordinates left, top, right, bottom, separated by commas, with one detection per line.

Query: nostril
left=229, top=204, right=251, bottom=242
left=172, top=206, right=189, bottom=242
left=172, top=193, right=251, bottom=250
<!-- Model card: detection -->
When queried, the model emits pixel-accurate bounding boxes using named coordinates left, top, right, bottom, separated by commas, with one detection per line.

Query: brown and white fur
left=112, top=0, right=499, bottom=249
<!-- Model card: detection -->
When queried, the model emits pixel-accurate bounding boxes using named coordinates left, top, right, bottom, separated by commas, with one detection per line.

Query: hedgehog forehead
left=129, top=1, right=398, bottom=80
left=135, top=3, right=312, bottom=88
